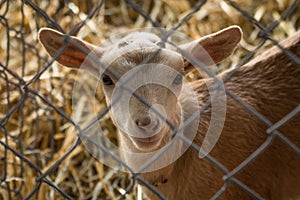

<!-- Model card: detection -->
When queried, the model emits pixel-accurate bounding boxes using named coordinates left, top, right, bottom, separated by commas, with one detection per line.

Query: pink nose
left=135, top=116, right=151, bottom=128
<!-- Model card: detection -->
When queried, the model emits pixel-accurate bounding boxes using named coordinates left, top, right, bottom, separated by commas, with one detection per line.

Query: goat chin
left=130, top=129, right=170, bottom=151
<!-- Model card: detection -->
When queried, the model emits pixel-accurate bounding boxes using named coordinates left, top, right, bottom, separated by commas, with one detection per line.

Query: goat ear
left=38, top=28, right=104, bottom=74
left=179, top=25, right=242, bottom=73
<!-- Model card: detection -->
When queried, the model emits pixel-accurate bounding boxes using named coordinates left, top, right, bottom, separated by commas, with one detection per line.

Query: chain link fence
left=0, top=0, right=300, bottom=199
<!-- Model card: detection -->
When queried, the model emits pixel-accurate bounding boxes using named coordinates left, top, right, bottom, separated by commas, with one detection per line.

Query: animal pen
left=0, top=0, right=300, bottom=199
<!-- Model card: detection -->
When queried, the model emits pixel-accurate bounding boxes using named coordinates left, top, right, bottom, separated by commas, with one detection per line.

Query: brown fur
left=142, top=31, right=300, bottom=200
left=38, top=27, right=300, bottom=199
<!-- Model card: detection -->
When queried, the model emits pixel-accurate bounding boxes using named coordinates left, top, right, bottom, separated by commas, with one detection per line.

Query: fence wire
left=0, top=0, right=300, bottom=199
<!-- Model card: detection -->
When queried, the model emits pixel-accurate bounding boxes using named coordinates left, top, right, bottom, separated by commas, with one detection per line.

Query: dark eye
left=172, top=74, right=182, bottom=85
left=102, top=75, right=114, bottom=85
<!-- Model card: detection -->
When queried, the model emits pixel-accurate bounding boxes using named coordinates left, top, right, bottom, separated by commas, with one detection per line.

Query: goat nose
left=135, top=116, right=151, bottom=128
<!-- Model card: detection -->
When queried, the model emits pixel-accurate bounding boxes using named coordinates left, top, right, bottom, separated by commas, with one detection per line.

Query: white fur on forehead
left=119, top=32, right=161, bottom=46
left=114, top=32, right=161, bottom=52
left=101, top=32, right=162, bottom=65
left=99, top=32, right=184, bottom=73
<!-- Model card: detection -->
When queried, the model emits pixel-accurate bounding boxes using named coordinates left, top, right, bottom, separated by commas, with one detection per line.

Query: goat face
left=99, top=34, right=185, bottom=151
left=38, top=26, right=242, bottom=153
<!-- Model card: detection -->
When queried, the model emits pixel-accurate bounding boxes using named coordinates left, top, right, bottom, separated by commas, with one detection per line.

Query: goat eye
left=102, top=75, right=114, bottom=85
left=172, top=74, right=182, bottom=85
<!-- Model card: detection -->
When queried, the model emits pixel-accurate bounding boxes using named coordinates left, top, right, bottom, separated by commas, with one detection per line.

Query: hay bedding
left=0, top=0, right=299, bottom=199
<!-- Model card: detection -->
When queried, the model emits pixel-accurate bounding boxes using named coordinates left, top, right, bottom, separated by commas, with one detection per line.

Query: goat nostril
left=135, top=116, right=151, bottom=127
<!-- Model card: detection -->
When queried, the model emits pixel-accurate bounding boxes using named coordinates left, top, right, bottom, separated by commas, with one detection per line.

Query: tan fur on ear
left=180, top=25, right=242, bottom=72
left=38, top=28, right=103, bottom=73
left=197, top=25, right=242, bottom=64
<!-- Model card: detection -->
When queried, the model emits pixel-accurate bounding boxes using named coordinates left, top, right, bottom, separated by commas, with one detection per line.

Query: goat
left=38, top=26, right=300, bottom=200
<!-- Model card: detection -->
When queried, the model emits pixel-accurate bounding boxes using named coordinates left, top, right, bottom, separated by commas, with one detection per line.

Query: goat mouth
left=131, top=134, right=163, bottom=149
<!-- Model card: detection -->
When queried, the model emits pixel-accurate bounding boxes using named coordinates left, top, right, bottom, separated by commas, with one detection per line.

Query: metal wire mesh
left=0, top=0, right=299, bottom=199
